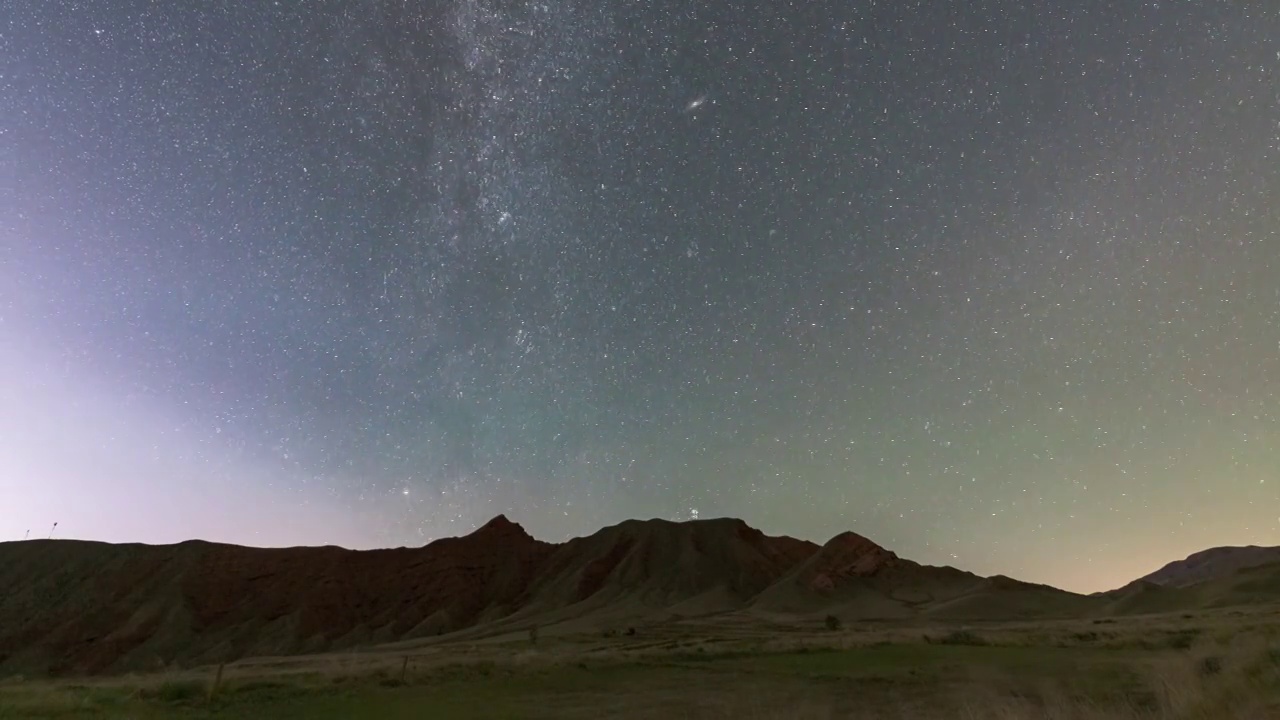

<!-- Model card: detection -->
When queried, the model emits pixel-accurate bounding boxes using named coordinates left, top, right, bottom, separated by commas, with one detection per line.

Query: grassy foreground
left=3, top=616, right=1279, bottom=719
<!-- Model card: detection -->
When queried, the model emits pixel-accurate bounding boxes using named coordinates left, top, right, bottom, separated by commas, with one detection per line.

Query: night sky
left=4, top=1, right=1278, bottom=593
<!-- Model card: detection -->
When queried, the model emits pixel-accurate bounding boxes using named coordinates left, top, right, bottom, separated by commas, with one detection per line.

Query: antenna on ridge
left=24, top=529, right=29, bottom=540
left=48, top=522, right=58, bottom=539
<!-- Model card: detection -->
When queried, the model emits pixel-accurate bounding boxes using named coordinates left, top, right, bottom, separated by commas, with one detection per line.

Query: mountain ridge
left=2, top=516, right=1277, bottom=677
left=1133, top=545, right=1280, bottom=589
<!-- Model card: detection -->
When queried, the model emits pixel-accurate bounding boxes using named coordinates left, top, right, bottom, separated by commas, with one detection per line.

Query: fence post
left=207, top=662, right=225, bottom=702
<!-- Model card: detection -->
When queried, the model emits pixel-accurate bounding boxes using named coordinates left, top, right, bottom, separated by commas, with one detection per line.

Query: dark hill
left=1135, top=546, right=1280, bottom=588
left=4, top=517, right=1280, bottom=676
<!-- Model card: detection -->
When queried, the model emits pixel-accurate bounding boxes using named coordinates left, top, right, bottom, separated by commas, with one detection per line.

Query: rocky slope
left=0, top=515, right=553, bottom=675
left=5, top=517, right=1279, bottom=677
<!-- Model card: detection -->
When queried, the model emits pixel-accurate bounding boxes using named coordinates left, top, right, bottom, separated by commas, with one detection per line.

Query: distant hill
left=1135, top=546, right=1280, bottom=588
left=516, top=517, right=819, bottom=618
left=0, top=515, right=553, bottom=676
left=1101, top=558, right=1280, bottom=615
left=4, top=518, right=1280, bottom=676
left=751, top=531, right=1092, bottom=621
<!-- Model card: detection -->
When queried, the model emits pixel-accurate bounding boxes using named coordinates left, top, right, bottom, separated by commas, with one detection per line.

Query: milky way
left=3, top=1, right=1278, bottom=591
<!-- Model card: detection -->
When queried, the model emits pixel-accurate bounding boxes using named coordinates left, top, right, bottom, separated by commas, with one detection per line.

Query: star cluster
left=3, top=0, right=1278, bottom=591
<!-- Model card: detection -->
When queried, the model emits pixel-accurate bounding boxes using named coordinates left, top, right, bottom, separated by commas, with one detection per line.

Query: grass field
left=3, top=608, right=1279, bottom=719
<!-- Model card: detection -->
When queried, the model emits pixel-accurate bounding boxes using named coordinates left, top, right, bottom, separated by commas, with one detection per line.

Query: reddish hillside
left=0, top=516, right=552, bottom=675
left=751, top=532, right=1035, bottom=618
left=7, top=515, right=1275, bottom=677
left=518, top=518, right=819, bottom=617
left=0, top=516, right=816, bottom=675
left=795, top=531, right=901, bottom=592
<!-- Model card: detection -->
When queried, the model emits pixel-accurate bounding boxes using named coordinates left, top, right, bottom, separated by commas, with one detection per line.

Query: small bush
left=824, top=615, right=842, bottom=631
left=624, top=627, right=636, bottom=636
left=1198, top=656, right=1223, bottom=676
left=225, top=680, right=296, bottom=699
left=671, top=649, right=751, bottom=663
left=1165, top=630, right=1199, bottom=650
left=149, top=680, right=204, bottom=704
left=938, top=630, right=988, bottom=646
left=428, top=660, right=499, bottom=682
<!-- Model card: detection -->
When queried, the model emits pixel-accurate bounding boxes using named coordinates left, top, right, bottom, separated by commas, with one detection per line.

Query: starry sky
left=3, top=1, right=1278, bottom=593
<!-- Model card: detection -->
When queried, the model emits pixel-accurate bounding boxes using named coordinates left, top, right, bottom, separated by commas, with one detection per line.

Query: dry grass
left=680, top=639, right=1280, bottom=719
left=2, top=608, right=1279, bottom=719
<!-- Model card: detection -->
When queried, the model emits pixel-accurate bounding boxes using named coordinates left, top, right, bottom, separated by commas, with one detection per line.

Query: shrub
left=938, top=630, right=988, bottom=646
left=1198, top=656, right=1223, bottom=676
left=149, top=680, right=204, bottom=704
left=225, top=680, right=293, bottom=698
left=1166, top=630, right=1198, bottom=650
left=824, top=615, right=842, bottom=631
